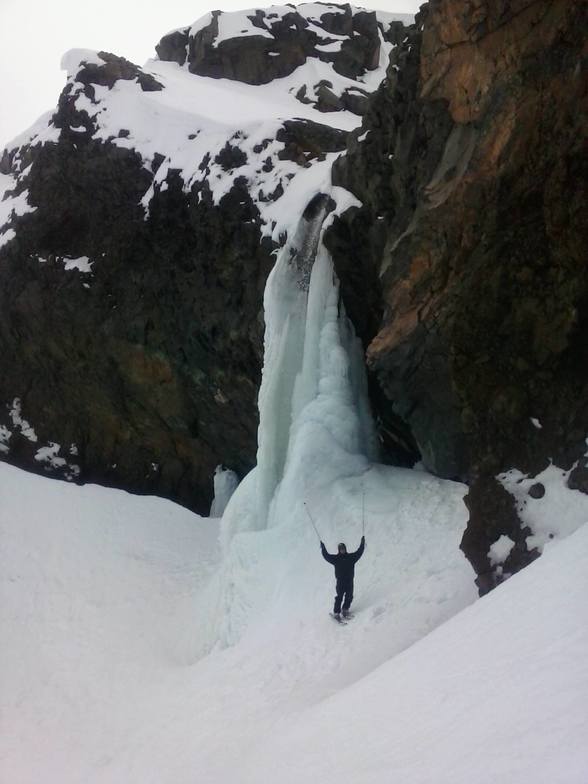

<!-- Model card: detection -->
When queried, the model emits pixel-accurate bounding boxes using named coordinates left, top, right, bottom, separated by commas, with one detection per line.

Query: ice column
left=210, top=465, right=240, bottom=517
left=255, top=193, right=377, bottom=527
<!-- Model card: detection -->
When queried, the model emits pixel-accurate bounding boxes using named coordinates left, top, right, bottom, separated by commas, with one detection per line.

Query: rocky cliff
left=0, top=4, right=403, bottom=514
left=1, top=1, right=585, bottom=591
left=329, top=0, right=587, bottom=591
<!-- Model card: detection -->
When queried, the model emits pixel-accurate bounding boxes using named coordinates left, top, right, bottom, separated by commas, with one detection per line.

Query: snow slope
left=1, top=464, right=586, bottom=783
left=248, top=523, right=588, bottom=784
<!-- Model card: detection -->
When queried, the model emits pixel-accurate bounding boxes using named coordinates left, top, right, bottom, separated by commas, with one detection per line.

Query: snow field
left=2, top=463, right=586, bottom=783
left=245, top=523, right=588, bottom=784
left=0, top=452, right=476, bottom=783
left=0, top=465, right=220, bottom=781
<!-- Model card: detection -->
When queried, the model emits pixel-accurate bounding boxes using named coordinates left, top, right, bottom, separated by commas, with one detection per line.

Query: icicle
left=210, top=465, right=239, bottom=518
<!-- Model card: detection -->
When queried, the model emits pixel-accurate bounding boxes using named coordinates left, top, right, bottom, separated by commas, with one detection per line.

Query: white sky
left=0, top=0, right=421, bottom=150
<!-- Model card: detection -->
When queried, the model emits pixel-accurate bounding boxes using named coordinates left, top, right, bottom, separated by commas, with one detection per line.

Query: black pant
left=334, top=580, right=353, bottom=614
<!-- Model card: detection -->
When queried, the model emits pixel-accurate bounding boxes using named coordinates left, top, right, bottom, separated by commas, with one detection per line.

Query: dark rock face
left=276, top=119, right=348, bottom=164
left=0, top=130, right=271, bottom=514
left=78, top=51, right=164, bottom=92
left=328, top=0, right=587, bottom=591
left=0, top=52, right=271, bottom=514
left=568, top=459, right=588, bottom=495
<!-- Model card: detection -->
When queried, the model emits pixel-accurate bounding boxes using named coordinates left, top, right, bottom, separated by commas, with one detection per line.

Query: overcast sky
left=0, top=0, right=422, bottom=149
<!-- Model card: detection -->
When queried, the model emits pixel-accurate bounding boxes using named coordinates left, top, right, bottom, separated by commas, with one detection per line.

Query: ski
left=330, top=613, right=348, bottom=625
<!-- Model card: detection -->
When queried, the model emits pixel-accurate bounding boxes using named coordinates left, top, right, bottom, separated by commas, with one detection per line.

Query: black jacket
left=321, top=537, right=365, bottom=583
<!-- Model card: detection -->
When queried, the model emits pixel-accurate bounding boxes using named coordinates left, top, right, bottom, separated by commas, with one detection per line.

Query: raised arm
left=320, top=541, right=337, bottom=565
left=351, top=536, right=365, bottom=563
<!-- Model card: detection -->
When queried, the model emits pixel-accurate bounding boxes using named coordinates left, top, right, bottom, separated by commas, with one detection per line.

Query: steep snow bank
left=1, top=464, right=585, bottom=782
left=246, top=523, right=588, bottom=784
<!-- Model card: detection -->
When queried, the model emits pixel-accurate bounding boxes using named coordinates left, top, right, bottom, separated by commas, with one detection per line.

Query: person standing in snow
left=320, top=537, right=365, bottom=620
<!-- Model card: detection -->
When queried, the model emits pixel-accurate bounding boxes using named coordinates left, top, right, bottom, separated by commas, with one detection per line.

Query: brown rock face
left=329, top=0, right=587, bottom=591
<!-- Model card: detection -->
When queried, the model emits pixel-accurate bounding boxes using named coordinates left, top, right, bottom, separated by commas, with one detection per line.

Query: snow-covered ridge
left=161, top=4, right=411, bottom=78
left=0, top=5, right=410, bottom=252
left=184, top=4, right=411, bottom=45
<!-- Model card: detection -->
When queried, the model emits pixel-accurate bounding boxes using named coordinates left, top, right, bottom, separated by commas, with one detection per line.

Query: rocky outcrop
left=0, top=131, right=271, bottom=514
left=0, top=7, right=401, bottom=513
left=156, top=4, right=406, bottom=114
left=329, top=0, right=587, bottom=591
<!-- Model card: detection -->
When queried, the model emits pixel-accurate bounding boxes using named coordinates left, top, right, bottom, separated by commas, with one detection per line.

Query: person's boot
left=342, top=609, right=351, bottom=618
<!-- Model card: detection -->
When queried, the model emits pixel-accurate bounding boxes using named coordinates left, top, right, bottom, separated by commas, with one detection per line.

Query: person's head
left=337, top=542, right=347, bottom=554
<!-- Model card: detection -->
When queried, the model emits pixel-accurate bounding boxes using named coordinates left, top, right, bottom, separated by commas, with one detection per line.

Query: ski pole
left=304, top=502, right=322, bottom=541
left=362, top=484, right=365, bottom=536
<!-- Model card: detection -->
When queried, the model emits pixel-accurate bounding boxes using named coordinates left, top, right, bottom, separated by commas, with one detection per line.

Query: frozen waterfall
left=222, top=192, right=378, bottom=540
left=211, top=191, right=473, bottom=652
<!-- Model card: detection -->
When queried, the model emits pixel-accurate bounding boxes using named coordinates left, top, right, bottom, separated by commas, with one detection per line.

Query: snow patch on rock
left=0, top=176, right=37, bottom=249
left=35, top=442, right=81, bottom=480
left=488, top=534, right=515, bottom=566
left=8, top=398, right=38, bottom=443
left=35, top=442, right=68, bottom=470
left=0, top=424, right=11, bottom=454
left=1, top=400, right=81, bottom=481
left=63, top=255, right=93, bottom=273
left=60, top=48, right=106, bottom=78
left=498, top=451, right=588, bottom=552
